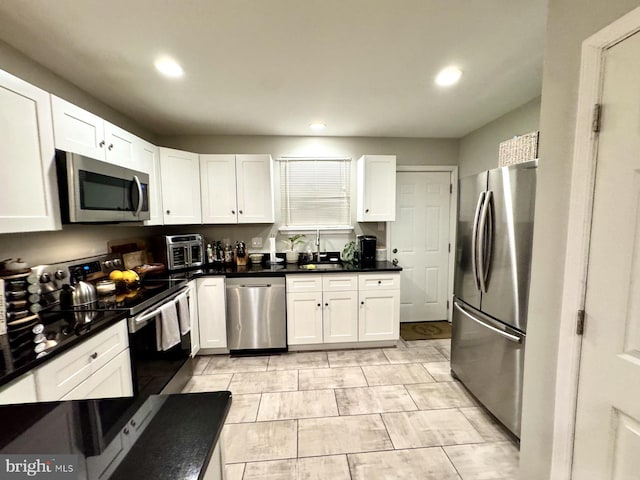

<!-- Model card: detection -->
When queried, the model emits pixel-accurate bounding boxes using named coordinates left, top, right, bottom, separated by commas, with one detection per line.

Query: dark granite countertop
left=0, top=391, right=232, bottom=480
left=170, top=260, right=402, bottom=280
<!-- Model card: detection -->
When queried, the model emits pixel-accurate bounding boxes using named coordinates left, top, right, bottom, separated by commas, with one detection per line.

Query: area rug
left=400, top=321, right=452, bottom=341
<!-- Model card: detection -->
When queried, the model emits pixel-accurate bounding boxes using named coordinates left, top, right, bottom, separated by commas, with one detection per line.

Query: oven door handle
left=131, top=287, right=190, bottom=326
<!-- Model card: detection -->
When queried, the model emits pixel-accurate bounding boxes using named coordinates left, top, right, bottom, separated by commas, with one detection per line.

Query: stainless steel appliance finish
left=55, top=150, right=150, bottom=223
left=452, top=300, right=525, bottom=436
left=451, top=159, right=537, bottom=438
left=153, top=234, right=204, bottom=271
left=226, top=276, right=286, bottom=351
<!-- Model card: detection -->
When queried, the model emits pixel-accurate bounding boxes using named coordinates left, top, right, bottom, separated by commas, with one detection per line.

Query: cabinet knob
left=392, top=248, right=398, bottom=254
left=239, top=210, right=243, bottom=214
left=231, top=210, right=235, bottom=214
left=99, top=140, right=105, bottom=147
left=123, top=428, right=130, bottom=435
left=166, top=210, right=171, bottom=215
left=130, top=420, right=137, bottom=427
left=90, top=352, right=98, bottom=360
left=361, top=301, right=365, bottom=305
left=378, top=280, right=382, bottom=284
left=108, top=143, right=114, bottom=150
left=325, top=303, right=328, bottom=307
left=317, top=303, right=321, bottom=307
left=365, top=208, right=370, bottom=213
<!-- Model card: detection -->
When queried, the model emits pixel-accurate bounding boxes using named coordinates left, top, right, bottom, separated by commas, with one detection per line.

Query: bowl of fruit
left=108, top=269, right=140, bottom=291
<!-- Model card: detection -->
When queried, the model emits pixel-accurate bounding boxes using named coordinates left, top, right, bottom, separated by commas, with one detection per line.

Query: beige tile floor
left=183, top=338, right=520, bottom=480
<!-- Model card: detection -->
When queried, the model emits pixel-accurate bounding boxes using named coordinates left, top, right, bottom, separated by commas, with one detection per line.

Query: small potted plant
left=285, top=234, right=306, bottom=263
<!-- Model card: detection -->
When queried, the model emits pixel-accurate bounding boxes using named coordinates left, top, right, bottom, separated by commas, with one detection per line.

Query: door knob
left=392, top=258, right=399, bottom=266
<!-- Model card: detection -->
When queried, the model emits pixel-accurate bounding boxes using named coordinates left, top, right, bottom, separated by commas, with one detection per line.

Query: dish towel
left=176, top=291, right=191, bottom=335
left=156, top=301, right=180, bottom=351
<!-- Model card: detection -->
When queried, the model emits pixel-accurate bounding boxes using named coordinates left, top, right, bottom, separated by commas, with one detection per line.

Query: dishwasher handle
left=239, top=284, right=272, bottom=288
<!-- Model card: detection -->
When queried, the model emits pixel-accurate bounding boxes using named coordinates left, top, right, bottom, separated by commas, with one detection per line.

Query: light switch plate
left=251, top=237, right=263, bottom=248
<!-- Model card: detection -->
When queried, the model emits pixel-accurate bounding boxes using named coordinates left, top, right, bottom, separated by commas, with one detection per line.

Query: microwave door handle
left=133, top=175, right=143, bottom=217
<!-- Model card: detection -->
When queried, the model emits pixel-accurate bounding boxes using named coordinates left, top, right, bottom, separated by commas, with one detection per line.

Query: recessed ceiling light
left=435, top=66, right=462, bottom=87
left=309, top=122, right=326, bottom=131
left=155, top=57, right=184, bottom=78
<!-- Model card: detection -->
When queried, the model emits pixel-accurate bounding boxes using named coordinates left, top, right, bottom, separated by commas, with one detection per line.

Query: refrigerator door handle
left=471, top=191, right=486, bottom=292
left=453, top=301, right=522, bottom=344
left=478, top=190, right=493, bottom=293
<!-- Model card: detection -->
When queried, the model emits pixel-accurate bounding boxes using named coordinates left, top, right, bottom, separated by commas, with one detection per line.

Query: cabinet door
left=139, top=140, right=163, bottom=226
left=51, top=95, right=106, bottom=160
left=236, top=154, right=274, bottom=223
left=0, top=71, right=61, bottom=233
left=188, top=280, right=200, bottom=356
left=287, top=291, right=323, bottom=345
left=357, top=155, right=396, bottom=222
left=358, top=290, right=400, bottom=341
left=197, top=277, right=227, bottom=349
left=323, top=290, right=358, bottom=343
left=200, top=154, right=238, bottom=224
left=35, top=320, right=129, bottom=401
left=159, top=147, right=202, bottom=224
left=0, top=372, right=37, bottom=405
left=61, top=348, right=133, bottom=401
left=104, top=122, right=136, bottom=168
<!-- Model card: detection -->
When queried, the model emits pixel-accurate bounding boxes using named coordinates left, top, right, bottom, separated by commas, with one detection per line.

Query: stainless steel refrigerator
left=451, top=159, right=537, bottom=438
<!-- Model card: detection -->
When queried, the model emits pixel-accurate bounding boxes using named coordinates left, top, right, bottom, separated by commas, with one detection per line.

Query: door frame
left=386, top=165, right=458, bottom=323
left=550, top=6, right=640, bottom=478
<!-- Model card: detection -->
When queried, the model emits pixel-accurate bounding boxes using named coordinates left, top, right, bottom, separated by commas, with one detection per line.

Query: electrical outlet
left=251, top=237, right=263, bottom=248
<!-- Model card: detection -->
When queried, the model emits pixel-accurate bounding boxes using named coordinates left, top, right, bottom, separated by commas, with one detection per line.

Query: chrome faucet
left=315, top=229, right=321, bottom=261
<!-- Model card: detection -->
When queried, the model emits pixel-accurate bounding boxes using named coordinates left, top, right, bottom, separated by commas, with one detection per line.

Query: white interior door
left=573, top=30, right=640, bottom=479
left=390, top=171, right=451, bottom=322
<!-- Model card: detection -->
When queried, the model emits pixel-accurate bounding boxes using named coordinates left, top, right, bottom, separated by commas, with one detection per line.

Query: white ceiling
left=0, top=0, right=547, bottom=138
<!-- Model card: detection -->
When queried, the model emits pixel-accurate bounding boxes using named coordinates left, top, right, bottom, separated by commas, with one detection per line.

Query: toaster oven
left=153, top=234, right=204, bottom=271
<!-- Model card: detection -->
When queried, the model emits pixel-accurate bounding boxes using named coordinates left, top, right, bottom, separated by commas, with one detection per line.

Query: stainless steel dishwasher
left=226, top=276, right=287, bottom=352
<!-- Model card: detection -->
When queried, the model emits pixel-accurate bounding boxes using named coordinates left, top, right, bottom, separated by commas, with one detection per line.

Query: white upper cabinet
left=139, top=140, right=163, bottom=226
left=200, top=154, right=238, bottom=223
left=236, top=154, right=274, bottom=223
left=103, top=121, right=136, bottom=169
left=51, top=95, right=106, bottom=160
left=357, top=155, right=396, bottom=222
left=0, top=70, right=61, bottom=233
left=159, top=147, right=202, bottom=224
left=200, top=154, right=274, bottom=224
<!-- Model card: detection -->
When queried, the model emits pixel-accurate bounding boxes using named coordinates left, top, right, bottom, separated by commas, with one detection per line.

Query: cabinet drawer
left=286, top=275, right=322, bottom=293
left=35, top=320, right=129, bottom=401
left=322, top=274, right=357, bottom=292
left=358, top=273, right=400, bottom=291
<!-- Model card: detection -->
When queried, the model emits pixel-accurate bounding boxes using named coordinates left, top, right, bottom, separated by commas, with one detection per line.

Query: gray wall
left=0, top=39, right=156, bottom=142
left=158, top=135, right=459, bottom=166
left=519, top=1, right=640, bottom=479
left=458, top=96, right=541, bottom=177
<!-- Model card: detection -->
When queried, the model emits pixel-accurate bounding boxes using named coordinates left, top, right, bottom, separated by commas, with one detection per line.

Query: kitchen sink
left=299, top=263, right=343, bottom=271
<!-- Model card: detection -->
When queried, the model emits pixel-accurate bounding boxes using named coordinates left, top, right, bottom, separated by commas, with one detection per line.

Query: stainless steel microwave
left=56, top=150, right=150, bottom=222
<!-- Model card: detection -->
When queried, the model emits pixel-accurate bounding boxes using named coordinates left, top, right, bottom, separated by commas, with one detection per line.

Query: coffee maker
left=357, top=235, right=377, bottom=265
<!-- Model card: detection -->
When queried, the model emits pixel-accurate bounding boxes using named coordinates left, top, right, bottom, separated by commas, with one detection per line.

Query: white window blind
left=280, top=157, right=351, bottom=226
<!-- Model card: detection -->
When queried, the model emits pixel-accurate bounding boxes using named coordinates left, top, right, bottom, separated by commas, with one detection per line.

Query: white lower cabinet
left=34, top=320, right=131, bottom=401
left=189, top=279, right=200, bottom=356
left=287, top=274, right=358, bottom=346
left=197, top=277, right=227, bottom=349
left=61, top=348, right=132, bottom=401
left=287, top=291, right=324, bottom=345
left=358, top=273, right=401, bottom=342
left=0, top=372, right=38, bottom=405
left=287, top=272, right=400, bottom=347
